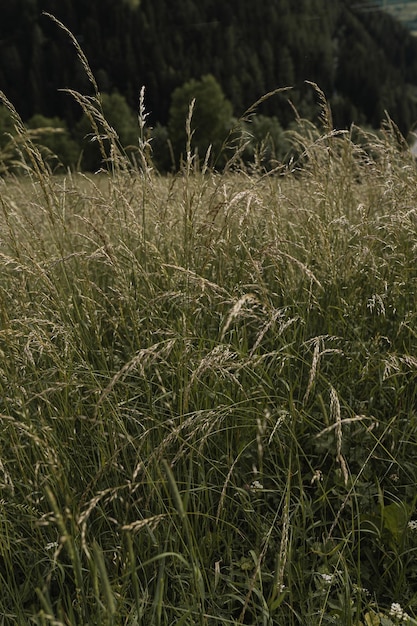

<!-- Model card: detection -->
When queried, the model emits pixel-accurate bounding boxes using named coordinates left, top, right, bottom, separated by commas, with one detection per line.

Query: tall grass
left=1, top=52, right=417, bottom=624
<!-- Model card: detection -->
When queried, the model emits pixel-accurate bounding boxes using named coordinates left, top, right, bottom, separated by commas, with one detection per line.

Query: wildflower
left=352, top=584, right=370, bottom=596
left=319, top=573, right=333, bottom=584
left=317, top=570, right=343, bottom=585
left=408, top=520, right=417, bottom=531
left=389, top=602, right=410, bottom=622
left=250, top=480, right=264, bottom=491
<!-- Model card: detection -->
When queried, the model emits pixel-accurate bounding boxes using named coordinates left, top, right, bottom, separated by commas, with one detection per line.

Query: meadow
left=2, top=72, right=417, bottom=625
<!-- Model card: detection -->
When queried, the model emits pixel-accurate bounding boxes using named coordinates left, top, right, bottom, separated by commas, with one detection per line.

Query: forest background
left=2, top=0, right=417, bottom=171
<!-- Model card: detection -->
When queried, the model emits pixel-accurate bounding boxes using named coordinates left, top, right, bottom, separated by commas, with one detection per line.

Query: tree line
left=2, top=0, right=417, bottom=171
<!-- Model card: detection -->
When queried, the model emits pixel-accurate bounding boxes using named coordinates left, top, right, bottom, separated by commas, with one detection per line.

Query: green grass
left=2, top=78, right=417, bottom=625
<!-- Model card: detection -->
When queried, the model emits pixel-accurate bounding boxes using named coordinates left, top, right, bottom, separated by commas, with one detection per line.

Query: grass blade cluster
left=1, top=80, right=417, bottom=625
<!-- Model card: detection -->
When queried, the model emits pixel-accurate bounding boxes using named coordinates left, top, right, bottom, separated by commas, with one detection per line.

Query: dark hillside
left=1, top=0, right=417, bottom=135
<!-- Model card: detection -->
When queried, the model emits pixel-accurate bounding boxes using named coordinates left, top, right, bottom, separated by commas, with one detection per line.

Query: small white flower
left=319, top=573, right=333, bottom=583
left=389, top=602, right=410, bottom=622
left=317, top=570, right=343, bottom=585
left=408, top=520, right=417, bottom=531
left=390, top=602, right=400, bottom=616
left=250, top=480, right=264, bottom=491
left=352, top=584, right=370, bottom=596
left=45, top=541, right=59, bottom=551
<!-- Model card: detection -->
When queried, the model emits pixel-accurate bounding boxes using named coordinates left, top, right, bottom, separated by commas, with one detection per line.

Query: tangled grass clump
left=2, top=28, right=417, bottom=624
